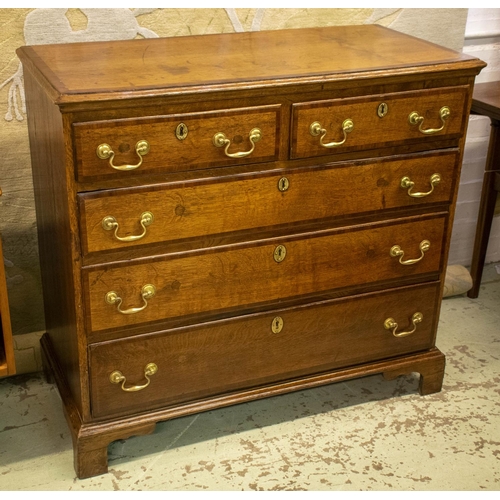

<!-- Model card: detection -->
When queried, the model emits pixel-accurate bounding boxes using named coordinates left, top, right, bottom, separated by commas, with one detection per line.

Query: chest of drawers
left=17, top=25, right=485, bottom=478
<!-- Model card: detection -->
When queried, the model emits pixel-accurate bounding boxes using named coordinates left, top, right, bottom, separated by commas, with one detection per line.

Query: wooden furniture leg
left=41, top=333, right=157, bottom=478
left=72, top=421, right=157, bottom=479
left=383, top=348, right=446, bottom=396
left=467, top=81, right=500, bottom=298
left=468, top=120, right=500, bottom=298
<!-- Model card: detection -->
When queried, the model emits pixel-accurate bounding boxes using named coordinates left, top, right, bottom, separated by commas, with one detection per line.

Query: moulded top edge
left=16, top=25, right=486, bottom=103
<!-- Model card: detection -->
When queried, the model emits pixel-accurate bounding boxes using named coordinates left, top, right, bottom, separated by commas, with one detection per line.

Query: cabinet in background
left=0, top=229, right=16, bottom=377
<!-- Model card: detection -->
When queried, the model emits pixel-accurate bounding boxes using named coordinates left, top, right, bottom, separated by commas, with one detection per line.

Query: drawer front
left=89, top=282, right=440, bottom=419
left=73, top=105, right=281, bottom=180
left=79, top=151, right=459, bottom=255
left=84, top=215, right=446, bottom=333
left=292, top=87, right=468, bottom=159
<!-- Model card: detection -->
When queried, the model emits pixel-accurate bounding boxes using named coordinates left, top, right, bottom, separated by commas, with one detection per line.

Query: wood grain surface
left=78, top=150, right=459, bottom=256
left=89, top=282, right=441, bottom=419
left=16, top=25, right=485, bottom=478
left=84, top=214, right=447, bottom=333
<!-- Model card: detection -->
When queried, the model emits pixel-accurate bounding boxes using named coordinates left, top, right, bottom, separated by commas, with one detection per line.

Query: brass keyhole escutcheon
left=278, top=177, right=290, bottom=192
left=175, top=122, right=188, bottom=140
left=273, top=244, right=287, bottom=263
left=271, top=316, right=284, bottom=334
left=377, top=102, right=388, bottom=118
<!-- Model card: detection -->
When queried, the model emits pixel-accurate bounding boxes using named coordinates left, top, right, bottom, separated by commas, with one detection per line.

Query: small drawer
left=291, top=86, right=468, bottom=159
left=89, top=281, right=440, bottom=418
left=83, top=214, right=446, bottom=333
left=78, top=150, right=459, bottom=256
left=73, top=105, right=281, bottom=181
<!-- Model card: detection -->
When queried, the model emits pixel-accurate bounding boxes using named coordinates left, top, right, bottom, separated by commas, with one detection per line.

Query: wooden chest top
left=17, top=25, right=483, bottom=104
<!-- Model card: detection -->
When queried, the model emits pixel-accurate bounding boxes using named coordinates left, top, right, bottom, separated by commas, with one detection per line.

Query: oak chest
left=17, top=25, right=485, bottom=478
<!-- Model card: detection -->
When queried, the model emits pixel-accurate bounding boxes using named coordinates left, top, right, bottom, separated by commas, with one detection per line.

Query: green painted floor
left=1, top=273, right=499, bottom=491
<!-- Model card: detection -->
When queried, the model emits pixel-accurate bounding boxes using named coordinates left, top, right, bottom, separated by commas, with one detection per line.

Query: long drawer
left=83, top=214, right=446, bottom=333
left=292, top=87, right=468, bottom=159
left=78, top=150, right=459, bottom=255
left=73, top=105, right=281, bottom=181
left=89, top=281, right=441, bottom=419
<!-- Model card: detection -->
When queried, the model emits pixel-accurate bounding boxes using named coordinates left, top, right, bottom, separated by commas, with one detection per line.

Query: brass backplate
left=377, top=102, right=388, bottom=118
left=271, top=316, right=284, bottom=334
left=278, top=177, right=290, bottom=192
left=175, top=122, right=189, bottom=140
left=273, top=245, right=287, bottom=263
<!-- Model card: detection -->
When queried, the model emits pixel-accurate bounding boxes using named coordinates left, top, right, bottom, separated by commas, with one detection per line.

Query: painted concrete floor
left=1, top=276, right=499, bottom=491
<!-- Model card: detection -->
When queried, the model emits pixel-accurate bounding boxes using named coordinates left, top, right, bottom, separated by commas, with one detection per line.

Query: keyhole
left=274, top=244, right=287, bottom=263
left=271, top=316, right=284, bottom=334
left=176, top=122, right=188, bottom=140
left=377, top=102, right=389, bottom=118
left=278, top=177, right=290, bottom=192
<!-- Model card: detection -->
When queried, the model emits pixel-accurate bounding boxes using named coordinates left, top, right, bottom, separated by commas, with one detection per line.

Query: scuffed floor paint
left=1, top=278, right=499, bottom=491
